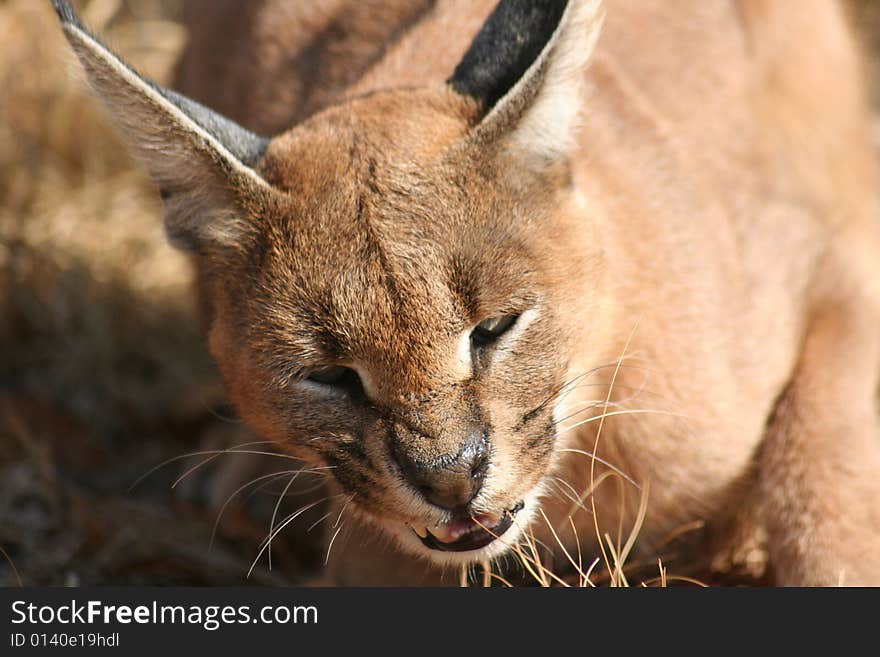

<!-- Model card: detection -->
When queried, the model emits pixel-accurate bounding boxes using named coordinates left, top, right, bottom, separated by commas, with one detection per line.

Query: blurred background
left=1, top=0, right=879, bottom=586
left=0, top=0, right=327, bottom=586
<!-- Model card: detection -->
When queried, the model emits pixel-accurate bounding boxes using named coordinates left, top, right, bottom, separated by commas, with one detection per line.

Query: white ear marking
left=473, top=0, right=604, bottom=162
left=493, top=0, right=604, bottom=161
left=513, top=4, right=603, bottom=160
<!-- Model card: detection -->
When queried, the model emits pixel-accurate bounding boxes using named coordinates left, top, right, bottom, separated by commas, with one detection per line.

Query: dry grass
left=1, top=0, right=878, bottom=587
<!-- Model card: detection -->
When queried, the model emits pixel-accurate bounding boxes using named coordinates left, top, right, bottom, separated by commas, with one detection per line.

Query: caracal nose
left=394, top=430, right=489, bottom=513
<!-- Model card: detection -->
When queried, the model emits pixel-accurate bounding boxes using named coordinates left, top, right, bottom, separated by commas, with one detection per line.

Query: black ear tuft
left=448, top=0, right=569, bottom=111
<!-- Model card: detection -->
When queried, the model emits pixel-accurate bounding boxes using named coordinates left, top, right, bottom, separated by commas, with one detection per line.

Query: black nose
left=393, top=431, right=489, bottom=512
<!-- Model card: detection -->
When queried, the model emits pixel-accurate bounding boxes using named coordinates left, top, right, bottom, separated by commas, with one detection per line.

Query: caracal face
left=208, top=90, right=599, bottom=563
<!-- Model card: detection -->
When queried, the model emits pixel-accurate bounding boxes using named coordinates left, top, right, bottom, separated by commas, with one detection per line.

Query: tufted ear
left=448, top=0, right=603, bottom=164
left=51, top=0, right=271, bottom=251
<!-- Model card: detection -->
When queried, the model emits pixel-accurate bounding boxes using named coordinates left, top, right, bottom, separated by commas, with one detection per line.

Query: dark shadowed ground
left=1, top=0, right=879, bottom=587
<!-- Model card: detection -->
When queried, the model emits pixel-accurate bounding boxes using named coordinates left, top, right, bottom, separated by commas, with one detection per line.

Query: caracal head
left=54, top=0, right=609, bottom=565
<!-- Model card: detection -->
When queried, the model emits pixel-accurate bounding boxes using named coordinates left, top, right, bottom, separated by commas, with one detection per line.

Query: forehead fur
left=264, top=88, right=479, bottom=177
left=239, top=87, right=557, bottom=377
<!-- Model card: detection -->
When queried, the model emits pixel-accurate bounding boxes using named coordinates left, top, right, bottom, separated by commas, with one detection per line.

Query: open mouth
left=408, top=501, right=525, bottom=552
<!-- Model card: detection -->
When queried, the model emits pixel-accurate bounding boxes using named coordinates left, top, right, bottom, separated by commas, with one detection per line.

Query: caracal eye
left=471, top=314, right=519, bottom=344
left=307, top=365, right=359, bottom=387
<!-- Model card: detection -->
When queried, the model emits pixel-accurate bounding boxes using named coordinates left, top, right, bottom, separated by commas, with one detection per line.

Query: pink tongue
left=431, top=514, right=499, bottom=543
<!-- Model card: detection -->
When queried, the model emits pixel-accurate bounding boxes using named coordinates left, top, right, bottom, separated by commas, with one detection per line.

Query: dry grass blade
left=589, top=323, right=640, bottom=582
left=539, top=509, right=590, bottom=587
left=612, top=480, right=650, bottom=587
left=641, top=574, right=708, bottom=588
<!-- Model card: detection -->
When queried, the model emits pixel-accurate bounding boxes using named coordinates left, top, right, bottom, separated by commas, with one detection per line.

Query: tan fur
left=65, top=0, right=880, bottom=585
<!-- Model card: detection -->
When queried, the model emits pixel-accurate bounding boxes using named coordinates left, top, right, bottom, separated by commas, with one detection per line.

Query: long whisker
left=557, top=448, right=639, bottom=488
left=553, top=399, right=625, bottom=427
left=551, top=358, right=654, bottom=407
left=200, top=402, right=245, bottom=425
left=267, top=472, right=308, bottom=571
left=322, top=495, right=353, bottom=566
left=324, top=521, right=345, bottom=565
left=332, top=496, right=352, bottom=529
left=553, top=375, right=657, bottom=425
left=129, top=440, right=301, bottom=492
left=172, top=440, right=298, bottom=489
left=258, top=463, right=333, bottom=537
left=306, top=511, right=334, bottom=534
left=556, top=469, right=617, bottom=532
left=556, top=381, right=666, bottom=399
left=527, top=361, right=643, bottom=418
left=529, top=369, right=597, bottom=415
left=525, top=526, right=550, bottom=587
left=547, top=476, right=596, bottom=517
left=560, top=408, right=687, bottom=435
left=248, top=496, right=339, bottom=578
left=210, top=469, right=309, bottom=549
left=525, top=360, right=640, bottom=422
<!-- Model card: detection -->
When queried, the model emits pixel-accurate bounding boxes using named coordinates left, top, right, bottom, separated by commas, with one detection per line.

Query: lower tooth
left=477, top=515, right=499, bottom=529
left=412, top=526, right=428, bottom=539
